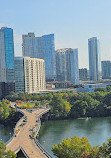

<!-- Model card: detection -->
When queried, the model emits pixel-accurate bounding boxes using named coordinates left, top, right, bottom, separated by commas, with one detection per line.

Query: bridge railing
left=13, top=146, right=30, bottom=158
left=34, top=139, right=53, bottom=158
left=20, top=146, right=30, bottom=158
left=6, top=107, right=25, bottom=145
left=34, top=107, right=53, bottom=158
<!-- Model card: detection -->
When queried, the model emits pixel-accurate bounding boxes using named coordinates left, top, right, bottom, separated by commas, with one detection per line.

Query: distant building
left=79, top=68, right=87, bottom=80
left=15, top=57, right=46, bottom=94
left=102, top=61, right=111, bottom=79
left=0, top=27, right=14, bottom=82
left=56, top=51, right=67, bottom=81
left=22, top=33, right=56, bottom=81
left=14, top=57, right=25, bottom=93
left=88, top=37, right=101, bottom=81
left=56, top=48, right=79, bottom=84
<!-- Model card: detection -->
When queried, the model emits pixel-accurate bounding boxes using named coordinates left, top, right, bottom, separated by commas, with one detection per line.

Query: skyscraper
left=22, top=33, right=56, bottom=81
left=88, top=37, right=101, bottom=81
left=14, top=57, right=25, bottom=93
left=14, top=57, right=46, bottom=93
left=102, top=61, right=111, bottom=79
left=0, top=27, right=14, bottom=82
left=56, top=48, right=79, bottom=84
left=79, top=68, right=87, bottom=80
left=56, top=50, right=67, bottom=81
left=24, top=57, right=46, bottom=93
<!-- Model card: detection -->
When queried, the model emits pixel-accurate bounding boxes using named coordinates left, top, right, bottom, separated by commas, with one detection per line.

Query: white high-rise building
left=88, top=37, right=101, bottom=81
left=24, top=57, right=46, bottom=93
left=14, top=57, right=46, bottom=93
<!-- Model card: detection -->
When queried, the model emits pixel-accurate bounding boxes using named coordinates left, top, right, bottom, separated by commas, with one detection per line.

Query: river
left=38, top=117, right=111, bottom=157
left=0, top=124, right=13, bottom=143
left=1, top=117, right=111, bottom=157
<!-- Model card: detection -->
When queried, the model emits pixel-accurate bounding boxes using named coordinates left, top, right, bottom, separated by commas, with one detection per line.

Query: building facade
left=0, top=82, right=15, bottom=99
left=14, top=57, right=46, bottom=93
left=24, top=57, right=46, bottom=93
left=0, top=27, right=14, bottom=82
left=102, top=61, right=111, bottom=79
left=56, top=48, right=79, bottom=84
left=56, top=51, right=67, bottom=81
left=79, top=68, right=87, bottom=80
left=22, top=33, right=56, bottom=81
left=14, top=57, right=25, bottom=93
left=88, top=37, right=101, bottom=81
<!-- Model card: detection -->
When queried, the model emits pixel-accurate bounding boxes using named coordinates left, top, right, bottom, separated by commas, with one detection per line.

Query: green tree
left=50, top=94, right=71, bottom=118
left=0, top=141, right=16, bottom=158
left=70, top=100, right=88, bottom=118
left=52, top=136, right=98, bottom=158
left=106, top=85, right=111, bottom=92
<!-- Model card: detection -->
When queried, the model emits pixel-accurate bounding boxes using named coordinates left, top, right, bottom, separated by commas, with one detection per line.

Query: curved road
left=6, top=107, right=50, bottom=158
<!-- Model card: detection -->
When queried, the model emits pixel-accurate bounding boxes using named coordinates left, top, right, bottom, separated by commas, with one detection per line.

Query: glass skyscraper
left=88, top=37, right=101, bottom=81
left=56, top=48, right=79, bottom=84
left=14, top=57, right=25, bottom=93
left=22, top=33, right=56, bottom=81
left=102, top=61, right=111, bottom=79
left=0, top=27, right=14, bottom=82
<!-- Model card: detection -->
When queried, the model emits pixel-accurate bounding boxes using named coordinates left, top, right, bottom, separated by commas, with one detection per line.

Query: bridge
left=6, top=103, right=53, bottom=158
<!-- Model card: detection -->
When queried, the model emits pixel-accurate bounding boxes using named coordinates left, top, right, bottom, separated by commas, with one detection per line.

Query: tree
left=106, top=85, right=111, bottom=92
left=52, top=136, right=98, bottom=158
left=50, top=94, right=71, bottom=118
left=70, top=100, right=88, bottom=118
left=0, top=141, right=16, bottom=158
left=94, top=88, right=106, bottom=92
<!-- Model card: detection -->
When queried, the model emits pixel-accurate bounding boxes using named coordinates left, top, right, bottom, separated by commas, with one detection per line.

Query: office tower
left=56, top=48, right=79, bottom=84
left=88, top=37, right=101, bottom=81
left=14, top=57, right=25, bottom=93
left=0, top=27, right=14, bottom=82
left=102, top=61, right=111, bottom=79
left=56, top=51, right=67, bottom=81
left=22, top=33, right=56, bottom=81
left=24, top=57, right=46, bottom=93
left=14, top=57, right=46, bottom=93
left=79, top=68, right=87, bottom=80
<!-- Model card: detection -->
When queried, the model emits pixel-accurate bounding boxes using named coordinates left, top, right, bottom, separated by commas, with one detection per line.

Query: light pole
left=10, top=132, right=11, bottom=139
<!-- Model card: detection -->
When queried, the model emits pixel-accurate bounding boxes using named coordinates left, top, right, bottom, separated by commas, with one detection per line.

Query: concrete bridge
left=6, top=104, right=53, bottom=158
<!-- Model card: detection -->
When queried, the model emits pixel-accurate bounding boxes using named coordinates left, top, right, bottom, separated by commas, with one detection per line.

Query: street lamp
left=10, top=132, right=11, bottom=139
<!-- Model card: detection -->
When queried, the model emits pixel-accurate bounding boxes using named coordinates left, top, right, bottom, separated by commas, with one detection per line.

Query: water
left=0, top=124, right=13, bottom=143
left=38, top=117, right=111, bottom=157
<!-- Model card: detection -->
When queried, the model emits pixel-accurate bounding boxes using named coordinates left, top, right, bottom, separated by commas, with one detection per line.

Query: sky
left=1, top=0, right=111, bottom=68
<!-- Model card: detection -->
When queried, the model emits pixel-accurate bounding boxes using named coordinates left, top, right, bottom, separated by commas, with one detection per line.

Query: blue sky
left=1, top=0, right=111, bottom=68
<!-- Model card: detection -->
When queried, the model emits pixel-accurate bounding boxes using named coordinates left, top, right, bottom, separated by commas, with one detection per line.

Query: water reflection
left=0, top=125, right=13, bottom=143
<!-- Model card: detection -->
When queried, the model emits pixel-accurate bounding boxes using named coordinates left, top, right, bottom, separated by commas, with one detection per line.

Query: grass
left=22, top=102, right=35, bottom=108
left=16, top=102, right=35, bottom=108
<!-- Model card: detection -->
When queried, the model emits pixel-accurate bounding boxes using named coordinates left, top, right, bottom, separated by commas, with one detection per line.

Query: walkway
left=6, top=106, right=51, bottom=158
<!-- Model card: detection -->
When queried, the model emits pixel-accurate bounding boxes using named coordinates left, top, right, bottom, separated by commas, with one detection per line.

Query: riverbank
left=0, top=111, right=23, bottom=127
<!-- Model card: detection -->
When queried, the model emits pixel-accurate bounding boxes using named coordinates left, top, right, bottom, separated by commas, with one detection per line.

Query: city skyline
left=1, top=0, right=111, bottom=68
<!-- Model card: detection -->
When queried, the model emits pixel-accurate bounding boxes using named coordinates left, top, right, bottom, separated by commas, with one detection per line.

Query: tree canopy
left=52, top=136, right=111, bottom=158
left=0, top=141, right=16, bottom=158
